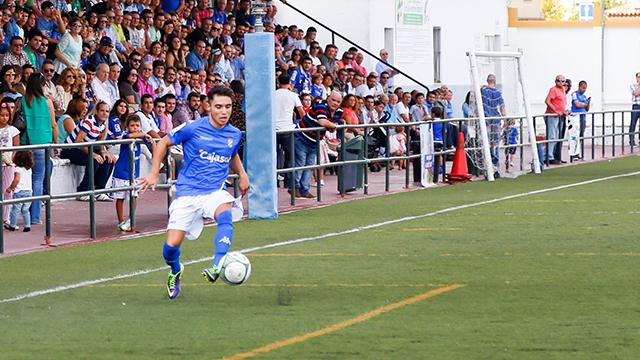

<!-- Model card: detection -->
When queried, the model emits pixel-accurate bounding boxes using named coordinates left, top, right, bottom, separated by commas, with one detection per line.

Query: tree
left=542, top=0, right=566, bottom=20
left=594, top=0, right=628, bottom=10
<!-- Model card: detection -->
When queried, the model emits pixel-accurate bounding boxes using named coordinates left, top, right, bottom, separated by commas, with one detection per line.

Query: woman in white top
left=54, top=17, right=84, bottom=74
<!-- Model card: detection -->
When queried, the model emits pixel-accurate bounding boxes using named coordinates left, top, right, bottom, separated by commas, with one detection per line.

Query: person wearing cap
left=88, top=37, right=115, bottom=67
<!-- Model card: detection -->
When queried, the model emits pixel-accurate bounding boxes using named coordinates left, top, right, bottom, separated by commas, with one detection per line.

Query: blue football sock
left=212, top=210, right=233, bottom=268
left=163, top=242, right=182, bottom=274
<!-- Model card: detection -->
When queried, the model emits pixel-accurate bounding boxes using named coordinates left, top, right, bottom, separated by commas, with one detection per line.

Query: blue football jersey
left=168, top=117, right=242, bottom=197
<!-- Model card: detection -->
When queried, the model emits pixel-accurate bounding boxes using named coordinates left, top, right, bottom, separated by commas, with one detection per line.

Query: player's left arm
left=229, top=154, right=249, bottom=196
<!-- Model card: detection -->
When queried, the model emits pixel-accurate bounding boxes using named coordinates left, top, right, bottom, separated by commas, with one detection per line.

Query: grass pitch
left=1, top=157, right=639, bottom=359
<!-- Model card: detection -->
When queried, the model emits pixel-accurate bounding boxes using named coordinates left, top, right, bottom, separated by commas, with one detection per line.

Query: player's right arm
left=139, top=136, right=173, bottom=192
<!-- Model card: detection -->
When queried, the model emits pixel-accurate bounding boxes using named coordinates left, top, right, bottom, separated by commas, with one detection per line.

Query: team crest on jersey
left=227, top=137, right=234, bottom=148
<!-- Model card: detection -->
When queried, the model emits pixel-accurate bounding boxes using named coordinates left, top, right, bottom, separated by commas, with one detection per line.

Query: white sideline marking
left=2, top=170, right=639, bottom=304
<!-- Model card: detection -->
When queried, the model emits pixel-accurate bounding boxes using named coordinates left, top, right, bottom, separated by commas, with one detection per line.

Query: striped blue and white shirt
left=64, top=115, right=106, bottom=144
left=480, top=87, right=505, bottom=118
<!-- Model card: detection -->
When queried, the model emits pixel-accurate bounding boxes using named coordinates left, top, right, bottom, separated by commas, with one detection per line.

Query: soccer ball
left=220, top=252, right=252, bottom=286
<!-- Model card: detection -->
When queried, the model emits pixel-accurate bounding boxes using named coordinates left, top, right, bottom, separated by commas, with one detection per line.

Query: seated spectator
left=172, top=91, right=201, bottom=128
left=118, top=66, right=140, bottom=111
left=88, top=37, right=114, bottom=67
left=60, top=100, right=116, bottom=202
left=91, top=63, right=115, bottom=107
left=136, top=61, right=155, bottom=99
left=0, top=66, right=22, bottom=100
left=1, top=36, right=30, bottom=67
left=107, top=99, right=128, bottom=140
left=186, top=39, right=207, bottom=71
left=290, top=56, right=312, bottom=94
left=135, top=94, right=160, bottom=139
left=57, top=97, right=88, bottom=144
left=55, top=67, right=77, bottom=116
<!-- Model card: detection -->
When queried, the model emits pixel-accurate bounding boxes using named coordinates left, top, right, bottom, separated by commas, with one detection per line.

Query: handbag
left=13, top=99, right=26, bottom=133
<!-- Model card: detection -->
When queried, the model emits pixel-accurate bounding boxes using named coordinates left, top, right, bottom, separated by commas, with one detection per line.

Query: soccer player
left=139, top=86, right=250, bottom=300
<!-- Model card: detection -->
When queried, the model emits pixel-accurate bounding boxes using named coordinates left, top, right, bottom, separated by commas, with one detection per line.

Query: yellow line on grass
left=223, top=284, right=464, bottom=360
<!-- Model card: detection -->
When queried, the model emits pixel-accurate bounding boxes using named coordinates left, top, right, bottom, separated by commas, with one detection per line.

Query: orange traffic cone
left=446, top=132, right=472, bottom=184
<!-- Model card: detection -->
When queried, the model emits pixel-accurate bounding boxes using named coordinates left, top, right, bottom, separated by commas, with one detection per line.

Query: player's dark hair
left=207, top=86, right=235, bottom=102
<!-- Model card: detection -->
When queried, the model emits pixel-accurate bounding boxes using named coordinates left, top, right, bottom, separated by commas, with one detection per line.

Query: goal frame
left=466, top=50, right=542, bottom=181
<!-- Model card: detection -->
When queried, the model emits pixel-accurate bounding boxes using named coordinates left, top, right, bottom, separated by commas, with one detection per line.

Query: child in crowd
left=310, top=73, right=325, bottom=100
left=111, top=115, right=156, bottom=232
left=389, top=125, right=407, bottom=170
left=502, top=118, right=519, bottom=172
left=0, top=102, right=19, bottom=225
left=4, top=151, right=33, bottom=232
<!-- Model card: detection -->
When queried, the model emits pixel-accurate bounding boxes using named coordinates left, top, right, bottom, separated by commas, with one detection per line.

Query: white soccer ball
left=220, top=252, right=252, bottom=286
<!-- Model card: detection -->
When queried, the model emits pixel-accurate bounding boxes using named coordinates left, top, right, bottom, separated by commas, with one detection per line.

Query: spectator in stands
left=137, top=61, right=155, bottom=99
left=340, top=94, right=362, bottom=138
left=294, top=90, right=342, bottom=199
left=107, top=99, right=128, bottom=140
left=89, top=36, right=114, bottom=67
left=2, top=37, right=30, bottom=67
left=346, top=72, right=364, bottom=95
left=462, top=91, right=478, bottom=118
left=361, top=95, right=379, bottom=125
left=57, top=97, right=88, bottom=144
left=54, top=67, right=76, bottom=116
left=172, top=92, right=200, bottom=128
left=152, top=97, right=170, bottom=137
left=186, top=39, right=206, bottom=71
left=395, top=91, right=411, bottom=123
left=53, top=17, right=83, bottom=74
left=136, top=94, right=160, bottom=139
left=288, top=49, right=302, bottom=69
left=629, top=72, right=640, bottom=147
left=356, top=73, right=383, bottom=98
left=107, top=62, right=121, bottom=103
left=544, top=74, right=568, bottom=165
left=322, top=73, right=334, bottom=98
left=91, top=63, right=115, bottom=107
left=336, top=51, right=353, bottom=73
left=36, top=1, right=65, bottom=48
left=308, top=41, right=321, bottom=67
left=19, top=73, right=57, bottom=223
left=0, top=66, right=22, bottom=100
left=379, top=71, right=393, bottom=96
left=165, top=35, right=186, bottom=69
left=119, top=66, right=140, bottom=111
left=410, top=92, right=430, bottom=123
left=375, top=49, right=398, bottom=88
left=290, top=56, right=312, bottom=94
left=143, top=41, right=164, bottom=63
left=60, top=100, right=115, bottom=202
left=571, top=80, right=590, bottom=151
left=353, top=52, right=367, bottom=77
left=481, top=74, right=506, bottom=173
left=319, top=44, right=338, bottom=76
left=23, top=30, right=44, bottom=70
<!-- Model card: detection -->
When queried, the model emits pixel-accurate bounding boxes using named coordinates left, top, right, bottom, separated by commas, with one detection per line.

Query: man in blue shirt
left=139, top=86, right=250, bottom=300
left=186, top=40, right=207, bottom=71
left=290, top=56, right=312, bottom=94
left=480, top=74, right=506, bottom=176
left=571, top=80, right=590, bottom=142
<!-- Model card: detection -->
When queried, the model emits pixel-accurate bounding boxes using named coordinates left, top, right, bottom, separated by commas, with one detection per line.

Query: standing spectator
left=340, top=94, right=361, bottom=138
left=480, top=74, right=506, bottom=173
left=410, top=92, right=431, bottom=122
left=294, top=91, right=342, bottom=199
left=395, top=91, right=411, bottom=123
left=554, top=78, right=572, bottom=163
left=18, top=74, right=57, bottom=224
left=375, top=49, right=398, bottom=88
left=60, top=101, right=116, bottom=202
left=36, top=1, right=65, bottom=48
left=4, top=151, right=33, bottom=232
left=0, top=102, right=19, bottom=225
left=544, top=75, right=568, bottom=165
left=571, top=81, right=590, bottom=145
left=629, top=72, right=640, bottom=146
left=275, top=74, right=305, bottom=187
left=462, top=91, right=478, bottom=118
left=53, top=17, right=83, bottom=74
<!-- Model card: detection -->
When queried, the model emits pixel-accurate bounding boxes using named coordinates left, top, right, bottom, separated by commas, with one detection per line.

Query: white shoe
left=76, top=195, right=90, bottom=202
left=97, top=194, right=113, bottom=202
left=117, top=218, right=131, bottom=231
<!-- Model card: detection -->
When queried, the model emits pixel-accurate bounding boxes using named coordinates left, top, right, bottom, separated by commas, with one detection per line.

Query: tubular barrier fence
left=0, top=110, right=637, bottom=253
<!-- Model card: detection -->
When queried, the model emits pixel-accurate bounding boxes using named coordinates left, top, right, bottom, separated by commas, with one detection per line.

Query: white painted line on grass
left=2, top=170, right=638, bottom=304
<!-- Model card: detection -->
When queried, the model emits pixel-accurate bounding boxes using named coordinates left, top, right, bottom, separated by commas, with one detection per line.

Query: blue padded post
left=245, top=32, right=278, bottom=219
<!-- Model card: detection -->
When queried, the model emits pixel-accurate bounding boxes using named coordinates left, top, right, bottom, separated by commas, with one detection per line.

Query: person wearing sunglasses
left=0, top=36, right=30, bottom=67
left=544, top=75, right=570, bottom=165
left=88, top=36, right=115, bottom=67
left=53, top=17, right=83, bottom=74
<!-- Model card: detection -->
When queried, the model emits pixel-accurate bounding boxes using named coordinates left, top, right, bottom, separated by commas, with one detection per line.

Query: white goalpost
left=466, top=50, right=542, bottom=181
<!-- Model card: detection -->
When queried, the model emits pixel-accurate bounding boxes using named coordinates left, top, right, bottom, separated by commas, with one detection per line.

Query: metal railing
left=279, top=0, right=430, bottom=93
left=276, top=109, right=639, bottom=206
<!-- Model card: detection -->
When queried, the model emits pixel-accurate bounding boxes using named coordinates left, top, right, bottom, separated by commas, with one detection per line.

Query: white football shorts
left=110, top=178, right=138, bottom=200
left=167, top=190, right=243, bottom=240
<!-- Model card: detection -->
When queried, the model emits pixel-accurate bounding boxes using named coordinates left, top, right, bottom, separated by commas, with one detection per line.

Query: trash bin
left=338, top=136, right=365, bottom=193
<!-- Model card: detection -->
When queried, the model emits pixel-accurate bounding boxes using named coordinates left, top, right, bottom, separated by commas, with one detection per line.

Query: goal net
left=466, top=50, right=541, bottom=180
